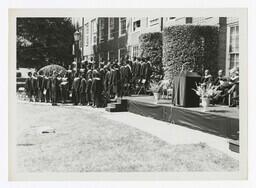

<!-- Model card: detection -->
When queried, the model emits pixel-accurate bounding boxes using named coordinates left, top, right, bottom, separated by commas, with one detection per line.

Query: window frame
left=119, top=17, right=126, bottom=37
left=91, top=19, right=97, bottom=46
left=108, top=17, right=115, bottom=40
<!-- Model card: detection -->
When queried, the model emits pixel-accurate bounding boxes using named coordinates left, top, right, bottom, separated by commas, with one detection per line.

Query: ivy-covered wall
left=162, top=25, right=219, bottom=80
left=139, top=32, right=163, bottom=80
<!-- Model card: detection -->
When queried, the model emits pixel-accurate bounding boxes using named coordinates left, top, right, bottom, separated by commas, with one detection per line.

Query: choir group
left=24, top=56, right=153, bottom=107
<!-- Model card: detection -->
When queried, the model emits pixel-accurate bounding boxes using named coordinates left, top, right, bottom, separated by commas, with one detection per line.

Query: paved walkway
left=102, top=111, right=239, bottom=160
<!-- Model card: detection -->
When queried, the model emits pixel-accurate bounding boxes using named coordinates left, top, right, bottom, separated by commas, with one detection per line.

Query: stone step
left=117, top=98, right=128, bottom=105
left=108, top=103, right=122, bottom=108
left=228, top=139, right=239, bottom=153
left=105, top=107, right=118, bottom=112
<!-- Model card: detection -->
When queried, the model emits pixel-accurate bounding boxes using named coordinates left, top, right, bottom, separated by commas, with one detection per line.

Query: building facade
left=164, top=17, right=239, bottom=75
left=126, top=17, right=163, bottom=58
left=73, top=17, right=239, bottom=75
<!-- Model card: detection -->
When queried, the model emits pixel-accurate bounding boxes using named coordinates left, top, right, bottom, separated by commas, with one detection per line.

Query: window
left=229, top=25, right=239, bottom=69
left=185, top=17, right=193, bottom=24
left=108, top=18, right=115, bottom=40
left=118, top=48, right=126, bottom=61
left=133, top=20, right=141, bottom=32
left=91, top=19, right=97, bottom=45
left=84, top=23, right=89, bottom=47
left=119, top=17, right=126, bottom=36
left=132, top=45, right=139, bottom=57
left=99, top=18, right=105, bottom=43
left=148, top=18, right=159, bottom=27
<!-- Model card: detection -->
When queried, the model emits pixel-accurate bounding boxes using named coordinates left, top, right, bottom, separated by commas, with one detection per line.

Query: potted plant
left=150, top=80, right=161, bottom=104
left=192, top=83, right=221, bottom=111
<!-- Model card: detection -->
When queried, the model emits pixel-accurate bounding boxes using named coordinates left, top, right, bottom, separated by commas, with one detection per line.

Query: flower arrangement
left=193, top=83, right=221, bottom=98
left=150, top=80, right=161, bottom=93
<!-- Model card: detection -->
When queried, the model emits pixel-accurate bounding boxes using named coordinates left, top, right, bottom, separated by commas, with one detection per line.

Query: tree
left=17, top=18, right=75, bottom=70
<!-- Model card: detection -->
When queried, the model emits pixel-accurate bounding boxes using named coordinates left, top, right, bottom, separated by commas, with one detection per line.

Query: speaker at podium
left=172, top=63, right=201, bottom=107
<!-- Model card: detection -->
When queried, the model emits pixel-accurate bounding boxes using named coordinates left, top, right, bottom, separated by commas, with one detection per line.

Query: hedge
left=139, top=32, right=163, bottom=81
left=162, top=25, right=219, bottom=80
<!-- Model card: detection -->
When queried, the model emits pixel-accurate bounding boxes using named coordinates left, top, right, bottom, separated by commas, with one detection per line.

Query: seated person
left=212, top=67, right=239, bottom=106
left=201, top=69, right=213, bottom=85
left=213, top=69, right=227, bottom=86
left=227, top=67, right=239, bottom=107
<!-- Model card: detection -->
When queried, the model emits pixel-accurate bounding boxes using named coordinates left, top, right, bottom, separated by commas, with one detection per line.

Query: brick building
left=73, top=17, right=239, bottom=75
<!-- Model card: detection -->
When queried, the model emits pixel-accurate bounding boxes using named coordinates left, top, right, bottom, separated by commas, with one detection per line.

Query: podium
left=172, top=72, right=201, bottom=107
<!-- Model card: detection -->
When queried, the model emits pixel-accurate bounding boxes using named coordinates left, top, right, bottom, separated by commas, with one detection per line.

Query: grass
left=16, top=102, right=239, bottom=172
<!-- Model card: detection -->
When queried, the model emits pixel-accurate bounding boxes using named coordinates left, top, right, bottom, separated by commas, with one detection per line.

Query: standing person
left=46, top=73, right=52, bottom=103
left=42, top=73, right=50, bottom=103
left=79, top=71, right=87, bottom=105
left=51, top=71, right=58, bottom=106
left=37, top=71, right=44, bottom=102
left=25, top=72, right=33, bottom=102
left=145, top=57, right=152, bottom=90
left=91, top=71, right=103, bottom=108
left=56, top=72, right=62, bottom=103
left=86, top=70, right=93, bottom=106
left=60, top=72, right=69, bottom=104
left=111, top=63, right=120, bottom=100
left=119, top=62, right=126, bottom=98
left=99, top=62, right=105, bottom=87
left=124, top=59, right=132, bottom=96
left=71, top=72, right=81, bottom=105
left=32, top=72, right=39, bottom=102
left=108, top=63, right=114, bottom=99
left=104, top=65, right=111, bottom=103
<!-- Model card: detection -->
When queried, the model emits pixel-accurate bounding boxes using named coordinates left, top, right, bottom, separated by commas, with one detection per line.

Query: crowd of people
left=200, top=67, right=239, bottom=107
left=24, top=55, right=239, bottom=108
left=24, top=56, right=152, bottom=107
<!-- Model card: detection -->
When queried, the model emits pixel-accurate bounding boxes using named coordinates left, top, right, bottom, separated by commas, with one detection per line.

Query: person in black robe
left=145, top=57, right=152, bottom=89
left=37, top=72, right=44, bottom=102
left=51, top=71, right=58, bottom=106
left=119, top=62, right=126, bottom=97
left=124, top=60, right=132, bottom=96
left=86, top=70, right=93, bottom=106
left=32, top=72, right=39, bottom=102
left=79, top=72, right=87, bottom=105
left=60, top=72, right=69, bottom=104
left=25, top=72, right=33, bottom=102
left=46, top=73, right=52, bottom=103
left=104, top=65, right=111, bottom=103
left=111, top=63, right=120, bottom=100
left=71, top=72, right=81, bottom=105
left=91, top=71, right=103, bottom=108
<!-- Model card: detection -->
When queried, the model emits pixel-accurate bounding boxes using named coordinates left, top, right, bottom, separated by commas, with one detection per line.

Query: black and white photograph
left=8, top=9, right=248, bottom=181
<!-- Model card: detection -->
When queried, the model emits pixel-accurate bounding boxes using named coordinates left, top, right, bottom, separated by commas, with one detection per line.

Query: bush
left=162, top=25, right=219, bottom=80
left=139, top=32, right=163, bottom=81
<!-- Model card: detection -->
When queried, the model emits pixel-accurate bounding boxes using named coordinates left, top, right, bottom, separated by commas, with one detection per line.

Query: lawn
left=16, top=102, right=239, bottom=172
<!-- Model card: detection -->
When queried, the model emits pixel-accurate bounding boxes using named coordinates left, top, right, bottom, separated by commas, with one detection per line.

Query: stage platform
left=124, top=95, right=239, bottom=139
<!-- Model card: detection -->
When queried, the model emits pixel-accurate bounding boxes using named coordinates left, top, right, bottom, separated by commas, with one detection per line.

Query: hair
left=28, top=72, right=32, bottom=77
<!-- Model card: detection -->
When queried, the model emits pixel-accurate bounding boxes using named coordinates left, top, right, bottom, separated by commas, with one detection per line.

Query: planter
left=153, top=92, right=160, bottom=104
left=201, top=97, right=210, bottom=112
